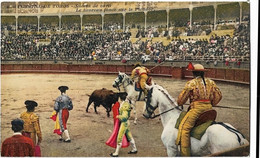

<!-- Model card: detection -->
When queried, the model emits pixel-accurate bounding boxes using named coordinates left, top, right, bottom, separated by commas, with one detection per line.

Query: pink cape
left=106, top=118, right=130, bottom=148
left=106, top=102, right=130, bottom=148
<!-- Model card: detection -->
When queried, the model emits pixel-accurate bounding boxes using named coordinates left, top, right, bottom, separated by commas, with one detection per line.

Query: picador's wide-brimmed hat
left=132, top=62, right=141, bottom=68
left=24, top=100, right=38, bottom=107
left=186, top=62, right=207, bottom=71
left=58, top=86, right=69, bottom=91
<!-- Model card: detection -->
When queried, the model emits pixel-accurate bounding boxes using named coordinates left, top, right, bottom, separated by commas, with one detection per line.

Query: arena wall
left=1, top=63, right=249, bottom=84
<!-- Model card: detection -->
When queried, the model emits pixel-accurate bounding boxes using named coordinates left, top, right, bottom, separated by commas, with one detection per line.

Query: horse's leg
left=166, top=145, right=178, bottom=157
left=131, top=100, right=138, bottom=124
left=161, top=126, right=179, bottom=156
left=142, top=102, right=146, bottom=113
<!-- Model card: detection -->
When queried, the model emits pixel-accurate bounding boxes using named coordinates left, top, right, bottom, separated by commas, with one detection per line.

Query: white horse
left=112, top=72, right=150, bottom=124
left=143, top=84, right=249, bottom=156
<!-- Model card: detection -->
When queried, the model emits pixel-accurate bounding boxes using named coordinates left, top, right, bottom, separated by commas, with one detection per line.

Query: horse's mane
left=121, top=73, right=133, bottom=85
left=153, top=84, right=178, bottom=107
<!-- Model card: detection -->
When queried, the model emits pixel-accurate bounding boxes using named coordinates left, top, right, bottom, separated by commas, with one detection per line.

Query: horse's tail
left=240, top=136, right=249, bottom=146
left=213, top=122, right=248, bottom=145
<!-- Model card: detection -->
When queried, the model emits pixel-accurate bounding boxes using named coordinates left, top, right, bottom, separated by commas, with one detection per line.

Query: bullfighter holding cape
left=107, top=99, right=138, bottom=157
left=52, top=86, right=73, bottom=142
left=106, top=101, right=130, bottom=148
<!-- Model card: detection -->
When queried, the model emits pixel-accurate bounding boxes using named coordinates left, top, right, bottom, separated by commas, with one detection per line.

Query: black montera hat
left=11, top=118, right=24, bottom=126
left=58, top=86, right=69, bottom=92
left=24, top=100, right=38, bottom=107
left=11, top=119, right=24, bottom=132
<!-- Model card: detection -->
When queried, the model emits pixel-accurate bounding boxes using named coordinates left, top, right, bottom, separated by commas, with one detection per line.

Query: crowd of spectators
left=39, top=24, right=59, bottom=32
left=1, top=22, right=250, bottom=65
left=1, top=31, right=133, bottom=61
left=135, top=22, right=212, bottom=38
left=1, top=24, right=15, bottom=31
left=84, top=23, right=102, bottom=31
left=166, top=25, right=249, bottom=62
left=134, top=18, right=248, bottom=38
left=2, top=23, right=124, bottom=32
left=103, top=22, right=122, bottom=31
left=18, top=24, right=38, bottom=32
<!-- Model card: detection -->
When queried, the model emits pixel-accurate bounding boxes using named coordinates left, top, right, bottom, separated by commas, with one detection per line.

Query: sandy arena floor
left=1, top=73, right=250, bottom=157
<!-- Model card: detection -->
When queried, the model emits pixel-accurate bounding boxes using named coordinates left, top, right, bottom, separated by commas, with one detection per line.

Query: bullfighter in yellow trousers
left=20, top=100, right=42, bottom=145
left=110, top=100, right=137, bottom=157
left=176, top=63, right=222, bottom=156
left=131, top=63, right=150, bottom=96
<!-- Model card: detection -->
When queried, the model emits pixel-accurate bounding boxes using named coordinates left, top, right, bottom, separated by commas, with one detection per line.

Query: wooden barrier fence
left=1, top=64, right=250, bottom=84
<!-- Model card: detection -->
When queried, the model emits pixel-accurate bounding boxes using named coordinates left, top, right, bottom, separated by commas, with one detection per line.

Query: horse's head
left=143, top=87, right=158, bottom=119
left=112, top=72, right=127, bottom=91
left=143, top=84, right=180, bottom=119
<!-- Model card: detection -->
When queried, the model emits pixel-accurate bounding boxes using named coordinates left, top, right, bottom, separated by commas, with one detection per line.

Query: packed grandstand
left=1, top=2, right=250, bottom=67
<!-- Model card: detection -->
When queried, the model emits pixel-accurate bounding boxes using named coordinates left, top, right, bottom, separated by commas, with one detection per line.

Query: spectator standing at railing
left=225, top=58, right=230, bottom=66
left=237, top=60, right=241, bottom=68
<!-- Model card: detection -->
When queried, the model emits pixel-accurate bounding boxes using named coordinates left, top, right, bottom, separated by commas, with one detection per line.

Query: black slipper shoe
left=128, top=150, right=138, bottom=154
left=110, top=153, right=118, bottom=157
left=63, top=139, right=71, bottom=143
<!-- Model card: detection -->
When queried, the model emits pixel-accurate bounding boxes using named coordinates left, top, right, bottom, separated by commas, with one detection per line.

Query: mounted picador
left=142, top=62, right=248, bottom=156
left=131, top=63, right=152, bottom=97
left=176, top=62, right=222, bottom=156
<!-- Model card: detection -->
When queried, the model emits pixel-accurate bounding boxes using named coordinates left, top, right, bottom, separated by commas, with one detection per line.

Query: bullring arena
left=0, top=63, right=250, bottom=157
left=0, top=1, right=254, bottom=157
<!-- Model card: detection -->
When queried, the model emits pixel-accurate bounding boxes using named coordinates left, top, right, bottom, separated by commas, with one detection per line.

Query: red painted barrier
left=216, top=69, right=225, bottom=79
left=160, top=66, right=172, bottom=75
left=60, top=65, right=68, bottom=71
left=225, top=69, right=235, bottom=81
left=205, top=69, right=216, bottom=78
left=116, top=65, right=126, bottom=73
left=172, top=67, right=184, bottom=79
left=244, top=71, right=250, bottom=83
left=1, top=64, right=249, bottom=84
left=41, top=64, right=51, bottom=70
left=22, top=64, right=33, bottom=70
left=99, top=65, right=108, bottom=72
left=234, top=70, right=245, bottom=82
left=1, top=64, right=13, bottom=70
left=13, top=64, right=23, bottom=70
left=125, top=66, right=133, bottom=73
left=32, top=65, right=42, bottom=70
left=50, top=64, right=60, bottom=70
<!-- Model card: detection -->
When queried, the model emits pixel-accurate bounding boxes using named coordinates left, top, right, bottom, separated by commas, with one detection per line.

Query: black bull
left=86, top=88, right=127, bottom=117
